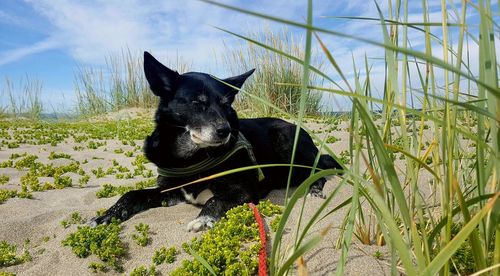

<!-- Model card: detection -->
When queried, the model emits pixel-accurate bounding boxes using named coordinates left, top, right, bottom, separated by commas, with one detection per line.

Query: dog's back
left=239, top=118, right=342, bottom=195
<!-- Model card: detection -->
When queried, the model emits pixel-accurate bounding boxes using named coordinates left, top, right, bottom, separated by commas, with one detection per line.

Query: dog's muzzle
left=189, top=126, right=231, bottom=148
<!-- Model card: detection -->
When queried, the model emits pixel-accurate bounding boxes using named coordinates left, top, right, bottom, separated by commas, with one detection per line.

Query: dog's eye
left=192, top=100, right=207, bottom=109
left=220, top=96, right=231, bottom=107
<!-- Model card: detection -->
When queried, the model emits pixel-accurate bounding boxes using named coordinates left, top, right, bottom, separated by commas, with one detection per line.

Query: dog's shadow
left=264, top=187, right=298, bottom=206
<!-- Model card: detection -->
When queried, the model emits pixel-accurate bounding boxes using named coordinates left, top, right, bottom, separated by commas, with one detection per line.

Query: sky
left=0, top=0, right=497, bottom=113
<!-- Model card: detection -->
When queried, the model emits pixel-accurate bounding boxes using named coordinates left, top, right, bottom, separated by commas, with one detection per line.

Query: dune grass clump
left=171, top=200, right=282, bottom=275
left=62, top=219, right=125, bottom=272
left=0, top=190, right=16, bottom=204
left=129, top=264, right=157, bottom=276
left=132, top=223, right=151, bottom=247
left=0, top=240, right=31, bottom=267
left=220, top=29, right=323, bottom=117
left=74, top=49, right=190, bottom=117
left=152, top=246, right=179, bottom=265
left=0, top=175, right=9, bottom=185
left=60, top=212, right=85, bottom=229
left=48, top=152, right=72, bottom=160
left=95, top=178, right=156, bottom=198
left=1, top=76, right=43, bottom=120
left=88, top=262, right=107, bottom=273
left=0, top=117, right=154, bottom=148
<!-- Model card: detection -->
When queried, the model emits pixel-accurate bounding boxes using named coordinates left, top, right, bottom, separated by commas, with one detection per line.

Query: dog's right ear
left=144, top=51, right=179, bottom=98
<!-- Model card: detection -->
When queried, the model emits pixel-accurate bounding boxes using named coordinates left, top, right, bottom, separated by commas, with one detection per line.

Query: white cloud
left=0, top=9, right=26, bottom=26
left=17, top=0, right=318, bottom=72
left=0, top=38, right=60, bottom=66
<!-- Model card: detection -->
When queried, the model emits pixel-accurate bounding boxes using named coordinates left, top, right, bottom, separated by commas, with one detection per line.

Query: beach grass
left=200, top=0, right=499, bottom=275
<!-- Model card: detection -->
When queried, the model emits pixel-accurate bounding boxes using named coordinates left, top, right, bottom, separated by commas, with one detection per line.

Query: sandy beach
left=0, top=113, right=431, bottom=275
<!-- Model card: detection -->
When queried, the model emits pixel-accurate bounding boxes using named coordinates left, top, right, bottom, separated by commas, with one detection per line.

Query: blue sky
left=0, top=0, right=497, bottom=113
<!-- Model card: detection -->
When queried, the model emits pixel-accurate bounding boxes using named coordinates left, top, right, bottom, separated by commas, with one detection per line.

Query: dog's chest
left=180, top=188, right=213, bottom=205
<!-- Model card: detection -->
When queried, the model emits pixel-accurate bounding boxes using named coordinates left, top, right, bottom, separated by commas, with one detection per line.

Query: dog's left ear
left=144, top=51, right=179, bottom=98
left=222, top=69, right=255, bottom=93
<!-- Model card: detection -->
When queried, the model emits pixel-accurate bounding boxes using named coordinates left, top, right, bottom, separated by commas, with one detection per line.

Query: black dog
left=90, top=52, right=342, bottom=232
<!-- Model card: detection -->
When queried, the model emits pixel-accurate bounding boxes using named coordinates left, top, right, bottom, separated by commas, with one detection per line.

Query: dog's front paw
left=88, top=214, right=114, bottom=227
left=88, top=216, right=106, bottom=227
left=187, top=216, right=216, bottom=232
left=307, top=187, right=326, bottom=199
left=88, top=210, right=126, bottom=227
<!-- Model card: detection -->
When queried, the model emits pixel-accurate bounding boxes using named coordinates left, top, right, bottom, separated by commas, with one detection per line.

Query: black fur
left=90, top=52, right=342, bottom=232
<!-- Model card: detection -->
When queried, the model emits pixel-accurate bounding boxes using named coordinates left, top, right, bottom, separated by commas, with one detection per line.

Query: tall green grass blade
left=158, top=163, right=335, bottom=194
left=427, top=193, right=495, bottom=248
left=269, top=169, right=339, bottom=275
left=295, top=177, right=347, bottom=247
left=187, top=246, right=217, bottom=276
left=384, top=144, right=441, bottom=181
left=354, top=100, right=411, bottom=227
left=362, top=180, right=417, bottom=275
left=421, top=193, right=499, bottom=276
left=452, top=177, right=487, bottom=270
left=276, top=233, right=325, bottom=276
left=200, top=0, right=500, bottom=96
left=285, top=0, right=313, bottom=206
left=325, top=16, right=462, bottom=27
left=214, top=26, right=342, bottom=89
left=278, top=83, right=498, bottom=144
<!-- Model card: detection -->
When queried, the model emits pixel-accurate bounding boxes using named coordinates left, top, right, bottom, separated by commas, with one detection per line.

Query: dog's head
left=144, top=51, right=254, bottom=158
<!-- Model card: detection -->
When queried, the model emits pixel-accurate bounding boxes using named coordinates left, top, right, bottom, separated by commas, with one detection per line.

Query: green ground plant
left=171, top=200, right=281, bottom=275
left=129, top=265, right=157, bottom=276
left=48, top=152, right=72, bottom=160
left=0, top=190, right=16, bottom=204
left=0, top=175, right=9, bottom=185
left=95, top=178, right=156, bottom=198
left=60, top=212, right=85, bottom=229
left=152, top=246, right=179, bottom=265
left=88, top=262, right=107, bottom=273
left=132, top=223, right=151, bottom=247
left=62, top=219, right=125, bottom=272
left=0, top=241, right=30, bottom=268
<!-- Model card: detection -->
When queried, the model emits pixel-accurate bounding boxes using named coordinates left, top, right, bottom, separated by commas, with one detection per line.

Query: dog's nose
left=216, top=127, right=230, bottom=139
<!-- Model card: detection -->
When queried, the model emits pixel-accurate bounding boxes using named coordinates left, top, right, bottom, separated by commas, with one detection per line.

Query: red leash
left=248, top=203, right=267, bottom=276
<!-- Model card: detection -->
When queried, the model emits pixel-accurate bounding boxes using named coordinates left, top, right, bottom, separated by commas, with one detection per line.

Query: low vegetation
left=62, top=219, right=126, bottom=272
left=0, top=240, right=31, bottom=267
left=172, top=200, right=282, bottom=275
left=152, top=246, right=179, bottom=265
left=132, top=223, right=151, bottom=247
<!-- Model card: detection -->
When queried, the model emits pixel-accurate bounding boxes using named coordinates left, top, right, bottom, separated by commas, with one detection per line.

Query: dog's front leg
left=186, top=188, right=254, bottom=232
left=89, top=188, right=184, bottom=226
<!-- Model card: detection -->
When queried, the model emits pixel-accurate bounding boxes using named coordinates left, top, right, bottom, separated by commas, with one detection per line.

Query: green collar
left=157, top=132, right=265, bottom=181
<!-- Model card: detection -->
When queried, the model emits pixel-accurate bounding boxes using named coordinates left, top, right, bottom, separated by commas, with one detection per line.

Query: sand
left=0, top=116, right=429, bottom=276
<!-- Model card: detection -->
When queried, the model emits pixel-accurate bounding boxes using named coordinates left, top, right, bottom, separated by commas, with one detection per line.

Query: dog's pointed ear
left=222, top=69, right=255, bottom=93
left=144, top=51, right=179, bottom=98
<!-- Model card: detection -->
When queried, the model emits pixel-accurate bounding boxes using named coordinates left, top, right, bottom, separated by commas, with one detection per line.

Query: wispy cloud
left=0, top=9, right=26, bottom=26
left=18, top=0, right=323, bottom=72
left=0, top=38, right=59, bottom=66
